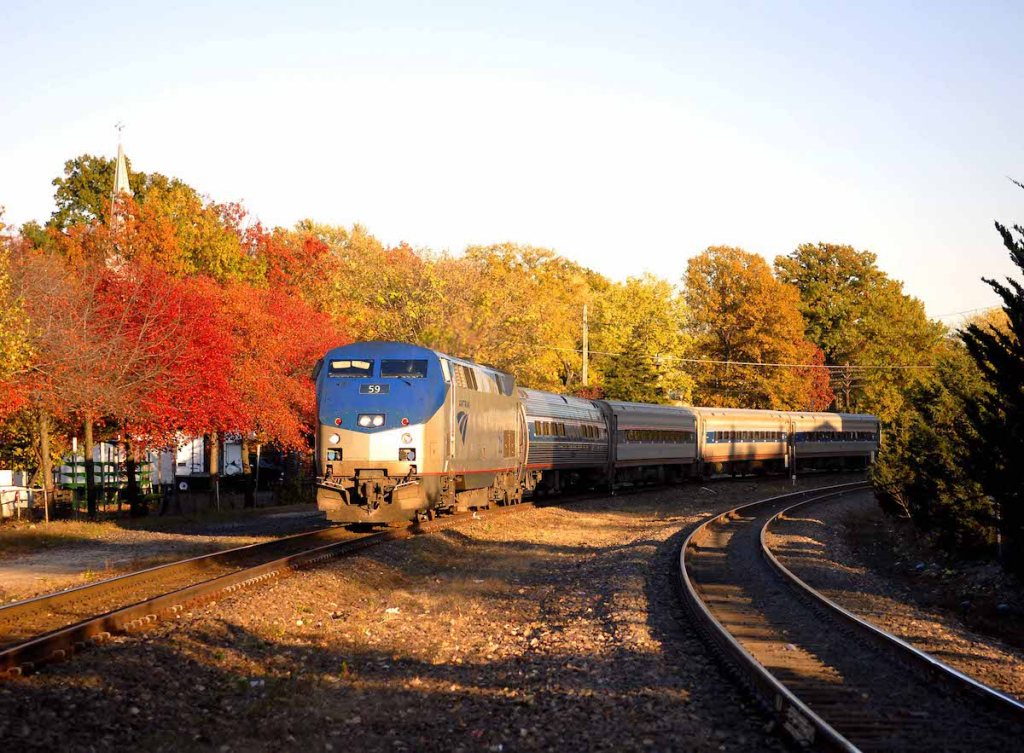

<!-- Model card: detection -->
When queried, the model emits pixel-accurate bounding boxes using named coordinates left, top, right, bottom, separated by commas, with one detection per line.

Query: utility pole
left=582, top=304, right=589, bottom=387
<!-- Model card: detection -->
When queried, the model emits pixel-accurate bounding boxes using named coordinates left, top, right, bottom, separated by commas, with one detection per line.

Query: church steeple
left=112, top=122, right=133, bottom=199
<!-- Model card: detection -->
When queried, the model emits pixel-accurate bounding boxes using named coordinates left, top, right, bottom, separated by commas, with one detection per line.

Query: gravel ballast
left=0, top=476, right=858, bottom=752
left=766, top=490, right=1024, bottom=701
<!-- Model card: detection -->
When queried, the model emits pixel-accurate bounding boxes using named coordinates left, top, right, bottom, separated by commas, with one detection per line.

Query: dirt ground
left=0, top=506, right=329, bottom=603
left=0, top=476, right=859, bottom=753
left=766, top=490, right=1024, bottom=701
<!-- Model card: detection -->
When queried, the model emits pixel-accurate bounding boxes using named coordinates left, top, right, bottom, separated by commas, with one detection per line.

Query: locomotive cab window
left=329, top=359, right=374, bottom=378
left=381, top=359, right=429, bottom=378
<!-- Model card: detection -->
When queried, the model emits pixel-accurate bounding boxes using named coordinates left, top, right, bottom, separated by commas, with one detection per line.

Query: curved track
left=680, top=483, right=1024, bottom=752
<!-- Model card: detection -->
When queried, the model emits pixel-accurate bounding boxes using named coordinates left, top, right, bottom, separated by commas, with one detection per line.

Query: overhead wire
left=529, top=344, right=935, bottom=370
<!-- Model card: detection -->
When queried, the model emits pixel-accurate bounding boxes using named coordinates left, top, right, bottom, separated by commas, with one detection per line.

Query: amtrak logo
left=456, top=411, right=469, bottom=443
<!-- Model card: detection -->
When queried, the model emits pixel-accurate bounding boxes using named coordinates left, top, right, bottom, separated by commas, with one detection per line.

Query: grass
left=0, top=520, right=135, bottom=558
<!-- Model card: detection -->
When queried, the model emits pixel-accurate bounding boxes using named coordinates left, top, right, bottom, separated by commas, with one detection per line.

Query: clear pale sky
left=1, top=1, right=1021, bottom=319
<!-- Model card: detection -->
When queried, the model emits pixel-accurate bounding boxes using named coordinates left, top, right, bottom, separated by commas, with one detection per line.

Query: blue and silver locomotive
left=313, top=341, right=529, bottom=523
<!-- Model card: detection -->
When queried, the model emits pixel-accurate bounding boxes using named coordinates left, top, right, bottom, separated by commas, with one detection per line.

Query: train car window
left=381, top=359, right=429, bottom=379
left=329, top=359, right=374, bottom=378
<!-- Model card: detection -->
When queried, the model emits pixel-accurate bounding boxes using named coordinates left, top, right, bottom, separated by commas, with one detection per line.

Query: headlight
left=401, top=433, right=413, bottom=444
left=328, top=433, right=341, bottom=444
left=358, top=414, right=384, bottom=428
left=372, top=415, right=384, bottom=427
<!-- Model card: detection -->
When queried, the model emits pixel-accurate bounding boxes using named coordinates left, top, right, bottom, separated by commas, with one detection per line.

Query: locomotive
left=313, top=341, right=879, bottom=524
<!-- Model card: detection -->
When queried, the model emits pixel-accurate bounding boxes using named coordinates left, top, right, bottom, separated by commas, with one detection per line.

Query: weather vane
left=115, top=121, right=125, bottom=141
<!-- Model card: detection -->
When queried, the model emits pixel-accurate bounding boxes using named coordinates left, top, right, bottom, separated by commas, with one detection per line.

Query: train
left=313, top=341, right=880, bottom=523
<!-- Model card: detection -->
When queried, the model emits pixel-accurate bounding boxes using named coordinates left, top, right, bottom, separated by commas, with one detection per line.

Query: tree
left=961, top=191, right=1024, bottom=571
left=294, top=220, right=444, bottom=343
left=49, top=154, right=187, bottom=230
left=684, top=246, right=833, bottom=409
left=0, top=210, right=30, bottom=413
left=592, top=275, right=693, bottom=404
left=100, top=265, right=239, bottom=515
left=774, top=243, right=883, bottom=363
left=775, top=242, right=944, bottom=420
left=430, top=244, right=595, bottom=391
left=220, top=281, right=349, bottom=505
left=871, top=335, right=994, bottom=553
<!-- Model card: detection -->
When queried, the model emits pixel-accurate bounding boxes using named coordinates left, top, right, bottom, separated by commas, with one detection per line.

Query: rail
left=680, top=481, right=1024, bottom=752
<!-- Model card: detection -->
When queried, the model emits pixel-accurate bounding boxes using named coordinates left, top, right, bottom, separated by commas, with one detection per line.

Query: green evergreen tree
left=961, top=184, right=1024, bottom=571
left=871, top=342, right=994, bottom=554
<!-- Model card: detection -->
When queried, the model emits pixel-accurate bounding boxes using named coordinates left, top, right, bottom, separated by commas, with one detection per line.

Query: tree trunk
left=241, top=435, right=255, bottom=508
left=38, top=410, right=53, bottom=519
left=125, top=435, right=146, bottom=517
left=84, top=416, right=97, bottom=519
left=209, top=431, right=220, bottom=511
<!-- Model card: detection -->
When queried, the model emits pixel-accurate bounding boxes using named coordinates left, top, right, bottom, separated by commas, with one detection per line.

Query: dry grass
left=0, top=520, right=131, bottom=557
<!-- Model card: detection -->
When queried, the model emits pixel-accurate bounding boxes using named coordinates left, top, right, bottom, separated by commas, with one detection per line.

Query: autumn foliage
left=0, top=151, right=945, bottom=515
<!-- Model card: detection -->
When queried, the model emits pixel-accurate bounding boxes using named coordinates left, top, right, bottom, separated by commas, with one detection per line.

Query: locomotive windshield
left=381, top=359, right=429, bottom=378
left=329, top=359, right=374, bottom=377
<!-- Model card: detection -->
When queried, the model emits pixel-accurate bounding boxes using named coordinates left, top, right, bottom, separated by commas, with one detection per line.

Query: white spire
left=112, top=122, right=133, bottom=199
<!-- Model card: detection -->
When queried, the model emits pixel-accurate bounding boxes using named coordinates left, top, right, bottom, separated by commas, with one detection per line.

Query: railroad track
left=680, top=482, right=1024, bottom=752
left=0, top=496, right=561, bottom=677
left=0, top=473, right=865, bottom=680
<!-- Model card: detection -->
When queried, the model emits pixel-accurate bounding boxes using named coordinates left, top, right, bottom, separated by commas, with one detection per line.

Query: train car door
left=786, top=417, right=796, bottom=479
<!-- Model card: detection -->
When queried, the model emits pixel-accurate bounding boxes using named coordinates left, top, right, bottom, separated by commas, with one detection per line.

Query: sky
left=1, top=1, right=1021, bottom=320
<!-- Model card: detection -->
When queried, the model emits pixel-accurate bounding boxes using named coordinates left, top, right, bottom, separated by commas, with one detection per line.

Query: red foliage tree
left=799, top=343, right=836, bottom=411
left=96, top=264, right=240, bottom=514
left=220, top=281, right=348, bottom=505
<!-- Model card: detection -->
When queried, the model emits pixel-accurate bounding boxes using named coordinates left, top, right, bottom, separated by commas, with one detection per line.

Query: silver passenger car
left=520, top=388, right=608, bottom=492
left=603, top=400, right=699, bottom=483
